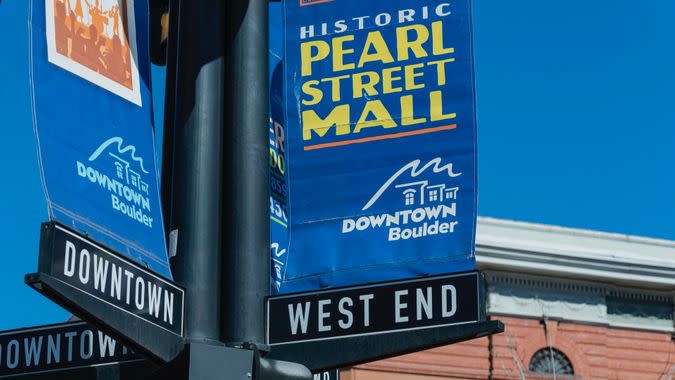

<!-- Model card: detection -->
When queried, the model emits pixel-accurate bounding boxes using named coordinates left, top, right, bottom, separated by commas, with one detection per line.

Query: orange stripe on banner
left=303, top=124, right=458, bottom=151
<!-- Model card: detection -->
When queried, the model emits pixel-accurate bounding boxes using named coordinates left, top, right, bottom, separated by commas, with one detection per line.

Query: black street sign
left=265, top=272, right=501, bottom=372
left=0, top=321, right=143, bottom=378
left=40, top=223, right=183, bottom=335
left=267, top=272, right=479, bottom=346
left=25, top=222, right=185, bottom=363
left=312, top=370, right=340, bottom=380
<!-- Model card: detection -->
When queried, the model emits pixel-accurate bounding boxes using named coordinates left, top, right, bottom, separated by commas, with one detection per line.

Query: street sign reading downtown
left=35, top=224, right=183, bottom=336
left=26, top=223, right=185, bottom=363
left=0, top=322, right=145, bottom=379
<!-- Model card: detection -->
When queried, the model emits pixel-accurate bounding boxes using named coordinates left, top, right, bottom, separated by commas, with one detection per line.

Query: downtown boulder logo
left=342, top=158, right=461, bottom=242
left=75, top=136, right=156, bottom=229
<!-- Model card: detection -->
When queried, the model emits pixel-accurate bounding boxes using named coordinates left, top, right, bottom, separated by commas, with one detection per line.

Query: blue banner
left=279, top=0, right=477, bottom=292
left=30, top=0, right=171, bottom=278
left=269, top=1, right=289, bottom=293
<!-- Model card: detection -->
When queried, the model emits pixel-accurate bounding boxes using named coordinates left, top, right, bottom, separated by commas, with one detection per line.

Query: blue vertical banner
left=269, top=2, right=289, bottom=293
left=30, top=0, right=172, bottom=278
left=280, top=0, right=477, bottom=292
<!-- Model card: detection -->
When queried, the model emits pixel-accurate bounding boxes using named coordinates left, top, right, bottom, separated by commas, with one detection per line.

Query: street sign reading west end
left=0, top=321, right=143, bottom=379
left=25, top=222, right=185, bottom=362
left=267, top=272, right=479, bottom=345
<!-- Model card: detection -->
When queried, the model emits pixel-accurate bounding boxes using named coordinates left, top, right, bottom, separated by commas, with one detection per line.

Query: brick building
left=342, top=218, right=675, bottom=380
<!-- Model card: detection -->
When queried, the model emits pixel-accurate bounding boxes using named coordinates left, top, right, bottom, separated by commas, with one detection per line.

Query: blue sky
left=0, top=0, right=674, bottom=330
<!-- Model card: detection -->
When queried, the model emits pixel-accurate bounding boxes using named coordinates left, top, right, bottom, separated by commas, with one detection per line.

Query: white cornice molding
left=475, top=217, right=675, bottom=290
left=484, top=271, right=674, bottom=332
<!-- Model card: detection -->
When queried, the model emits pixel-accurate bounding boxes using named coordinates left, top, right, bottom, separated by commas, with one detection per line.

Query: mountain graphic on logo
left=362, top=157, right=462, bottom=211
left=88, top=137, right=150, bottom=174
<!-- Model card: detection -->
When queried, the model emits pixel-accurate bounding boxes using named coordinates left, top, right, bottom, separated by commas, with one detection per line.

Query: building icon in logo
left=89, top=136, right=151, bottom=195
left=109, top=152, right=149, bottom=194
left=395, top=181, right=459, bottom=207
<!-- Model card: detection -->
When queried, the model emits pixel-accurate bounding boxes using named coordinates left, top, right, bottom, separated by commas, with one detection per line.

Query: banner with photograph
left=279, top=0, right=478, bottom=292
left=29, top=0, right=171, bottom=278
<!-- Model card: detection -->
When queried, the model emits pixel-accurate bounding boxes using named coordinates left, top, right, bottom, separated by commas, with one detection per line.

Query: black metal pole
left=222, top=0, right=270, bottom=346
left=169, top=0, right=226, bottom=344
left=160, top=0, right=179, bottom=239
